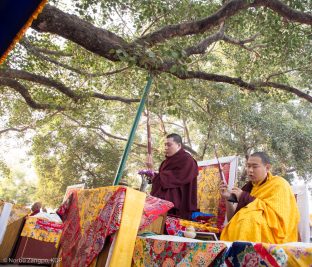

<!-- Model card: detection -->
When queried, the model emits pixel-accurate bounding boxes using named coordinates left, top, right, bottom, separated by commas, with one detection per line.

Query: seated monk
left=29, top=202, right=42, bottom=216
left=220, top=152, right=299, bottom=243
left=150, top=133, right=198, bottom=220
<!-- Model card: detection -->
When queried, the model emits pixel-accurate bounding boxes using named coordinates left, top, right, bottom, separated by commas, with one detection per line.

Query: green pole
left=113, top=75, right=153, bottom=185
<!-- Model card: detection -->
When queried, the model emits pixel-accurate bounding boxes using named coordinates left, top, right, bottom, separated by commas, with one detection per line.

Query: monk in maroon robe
left=29, top=201, right=42, bottom=216
left=151, top=133, right=198, bottom=220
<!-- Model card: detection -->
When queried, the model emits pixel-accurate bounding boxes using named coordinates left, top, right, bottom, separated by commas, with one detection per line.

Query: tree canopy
left=0, top=0, right=311, bottom=206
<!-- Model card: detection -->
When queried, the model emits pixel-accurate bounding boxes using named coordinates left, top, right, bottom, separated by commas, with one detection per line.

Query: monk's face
left=247, top=156, right=270, bottom=184
left=165, top=137, right=181, bottom=157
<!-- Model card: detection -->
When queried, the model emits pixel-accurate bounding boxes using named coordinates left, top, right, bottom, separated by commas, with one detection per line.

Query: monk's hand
left=231, top=187, right=243, bottom=201
left=219, top=181, right=231, bottom=199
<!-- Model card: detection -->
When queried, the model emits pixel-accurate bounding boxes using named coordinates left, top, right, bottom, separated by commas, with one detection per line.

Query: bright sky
left=0, top=133, right=37, bottom=183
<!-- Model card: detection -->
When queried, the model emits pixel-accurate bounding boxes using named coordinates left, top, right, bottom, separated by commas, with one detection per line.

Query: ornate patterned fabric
left=197, top=157, right=237, bottom=231
left=57, top=186, right=172, bottom=267
left=133, top=237, right=312, bottom=267
left=57, top=186, right=125, bottom=267
left=263, top=243, right=312, bottom=267
left=165, top=216, right=186, bottom=236
left=77, top=186, right=120, bottom=234
left=165, top=216, right=219, bottom=236
left=20, top=217, right=63, bottom=248
left=223, top=241, right=286, bottom=267
left=133, top=236, right=227, bottom=267
left=139, top=195, right=174, bottom=231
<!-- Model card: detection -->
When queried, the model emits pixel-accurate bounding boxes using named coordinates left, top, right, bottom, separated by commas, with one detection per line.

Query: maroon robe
left=151, top=149, right=198, bottom=220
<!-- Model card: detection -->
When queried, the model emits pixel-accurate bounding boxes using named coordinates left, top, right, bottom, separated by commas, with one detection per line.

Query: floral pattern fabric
left=133, top=236, right=227, bottom=267
left=58, top=186, right=126, bottom=267
left=165, top=216, right=186, bottom=236
left=263, top=243, right=312, bottom=267
left=224, top=241, right=286, bottom=267
left=57, top=186, right=172, bottom=267
left=165, top=216, right=219, bottom=236
left=140, top=195, right=174, bottom=231
left=133, top=238, right=312, bottom=267
left=20, top=216, right=63, bottom=248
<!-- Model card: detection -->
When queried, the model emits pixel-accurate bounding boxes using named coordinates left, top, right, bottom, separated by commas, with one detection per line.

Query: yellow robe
left=220, top=172, right=300, bottom=243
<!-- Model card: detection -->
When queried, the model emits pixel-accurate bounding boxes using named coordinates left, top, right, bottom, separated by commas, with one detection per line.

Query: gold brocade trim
left=0, top=0, right=48, bottom=65
left=179, top=220, right=219, bottom=233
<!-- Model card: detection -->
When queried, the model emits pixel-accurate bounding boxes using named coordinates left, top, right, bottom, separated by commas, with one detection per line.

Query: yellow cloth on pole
left=221, top=172, right=299, bottom=243
left=109, top=188, right=146, bottom=267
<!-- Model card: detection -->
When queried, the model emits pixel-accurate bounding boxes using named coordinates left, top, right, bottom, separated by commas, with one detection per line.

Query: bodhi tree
left=0, top=0, right=311, bottom=206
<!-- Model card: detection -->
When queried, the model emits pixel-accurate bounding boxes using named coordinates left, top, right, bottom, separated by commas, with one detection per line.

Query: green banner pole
left=113, top=75, right=153, bottom=185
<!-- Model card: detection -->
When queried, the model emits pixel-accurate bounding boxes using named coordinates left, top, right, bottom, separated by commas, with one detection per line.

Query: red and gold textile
left=133, top=235, right=227, bottom=267
left=139, top=194, right=174, bottom=231
left=20, top=216, right=63, bottom=248
left=165, top=216, right=186, bottom=236
left=197, top=156, right=238, bottom=231
left=56, top=186, right=173, bottom=267
left=57, top=186, right=125, bottom=267
left=165, top=216, right=219, bottom=236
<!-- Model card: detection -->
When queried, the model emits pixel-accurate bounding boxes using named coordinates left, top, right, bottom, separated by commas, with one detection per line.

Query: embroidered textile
left=224, top=241, right=285, bottom=267
left=20, top=217, right=63, bottom=248
left=139, top=195, right=174, bottom=231
left=133, top=236, right=227, bottom=267
left=77, top=186, right=119, bottom=235
left=263, top=243, right=312, bottom=267
left=58, top=187, right=125, bottom=267
left=165, top=216, right=186, bottom=236
left=198, top=163, right=231, bottom=230
left=57, top=186, right=174, bottom=267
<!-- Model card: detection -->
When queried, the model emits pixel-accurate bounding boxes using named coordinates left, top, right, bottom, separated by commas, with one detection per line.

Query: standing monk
left=220, top=152, right=299, bottom=243
left=151, top=133, right=198, bottom=220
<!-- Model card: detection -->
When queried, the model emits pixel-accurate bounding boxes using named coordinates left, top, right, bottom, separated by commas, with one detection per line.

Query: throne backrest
left=197, top=156, right=238, bottom=229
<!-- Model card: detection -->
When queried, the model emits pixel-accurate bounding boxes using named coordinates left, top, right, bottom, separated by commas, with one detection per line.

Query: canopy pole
left=113, top=75, right=153, bottom=185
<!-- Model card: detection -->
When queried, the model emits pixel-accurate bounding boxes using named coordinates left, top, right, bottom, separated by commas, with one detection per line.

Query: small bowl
left=183, top=231, right=196, bottom=239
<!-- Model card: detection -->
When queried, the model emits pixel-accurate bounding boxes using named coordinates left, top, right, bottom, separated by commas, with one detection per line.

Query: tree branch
left=265, top=65, right=312, bottom=81
left=184, top=24, right=225, bottom=56
left=0, top=78, right=66, bottom=110
left=222, top=33, right=261, bottom=56
left=0, top=68, right=140, bottom=104
left=133, top=0, right=251, bottom=47
left=259, top=81, right=312, bottom=102
left=252, top=0, right=312, bottom=25
left=32, top=4, right=127, bottom=61
left=0, top=126, right=35, bottom=135
left=27, top=2, right=312, bottom=103
left=24, top=42, right=72, bottom=57
left=174, top=70, right=257, bottom=91
left=173, top=70, right=312, bottom=103
left=22, top=39, right=130, bottom=77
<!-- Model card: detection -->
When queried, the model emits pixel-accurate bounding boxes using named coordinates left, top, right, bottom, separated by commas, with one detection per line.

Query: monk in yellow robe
left=220, top=152, right=299, bottom=244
